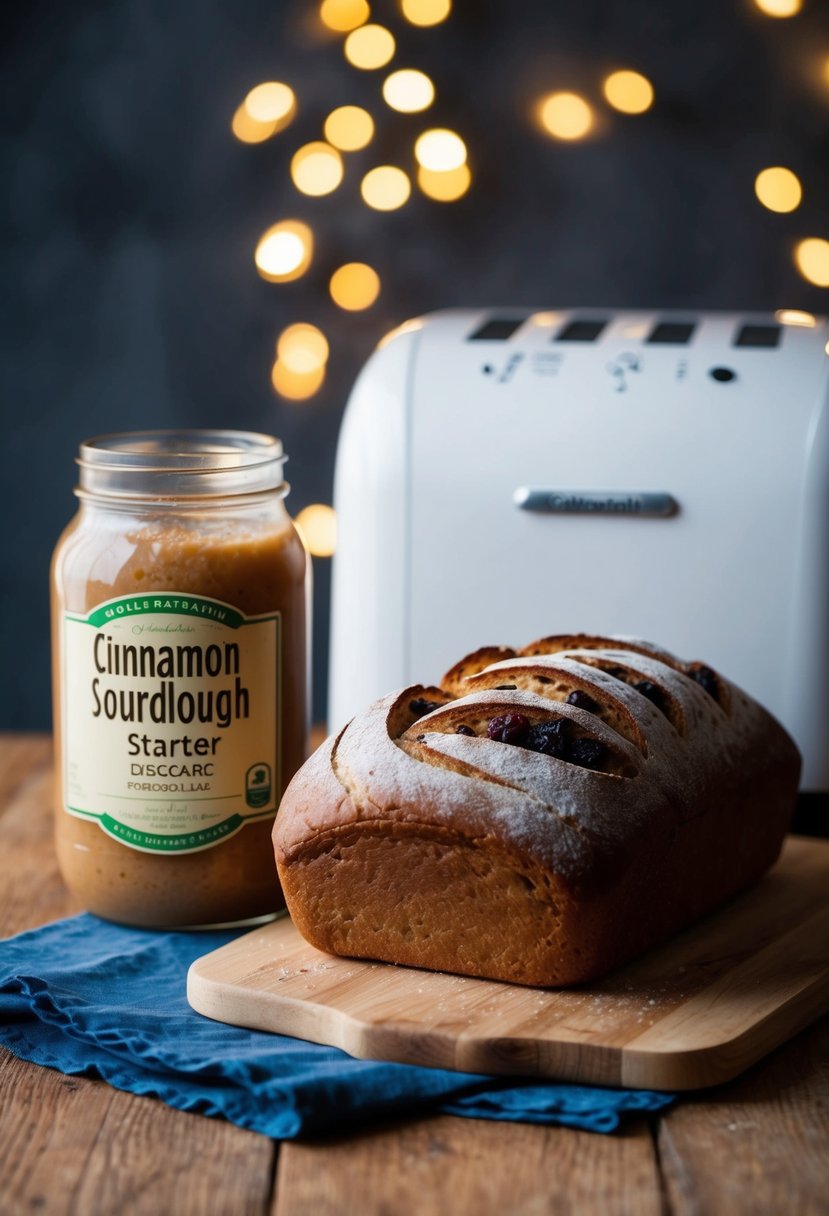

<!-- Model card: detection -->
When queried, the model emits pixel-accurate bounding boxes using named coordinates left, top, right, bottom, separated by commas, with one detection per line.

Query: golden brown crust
left=441, top=646, right=517, bottom=695
left=520, top=633, right=680, bottom=664
left=273, top=637, right=801, bottom=987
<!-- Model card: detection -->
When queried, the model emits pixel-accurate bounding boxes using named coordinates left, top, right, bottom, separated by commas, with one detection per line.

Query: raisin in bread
left=273, top=635, right=800, bottom=986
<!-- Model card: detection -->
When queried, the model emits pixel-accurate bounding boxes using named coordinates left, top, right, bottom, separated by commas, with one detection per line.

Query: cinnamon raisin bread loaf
left=273, top=635, right=800, bottom=986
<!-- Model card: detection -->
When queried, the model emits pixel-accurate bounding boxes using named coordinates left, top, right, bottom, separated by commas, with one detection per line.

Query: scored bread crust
left=274, top=636, right=801, bottom=987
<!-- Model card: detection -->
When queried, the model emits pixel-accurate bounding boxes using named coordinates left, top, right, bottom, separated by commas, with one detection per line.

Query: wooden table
left=1, top=735, right=827, bottom=1216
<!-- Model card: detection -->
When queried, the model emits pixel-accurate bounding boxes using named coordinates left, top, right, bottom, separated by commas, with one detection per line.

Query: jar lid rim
left=77, top=430, right=287, bottom=498
left=79, top=429, right=283, bottom=472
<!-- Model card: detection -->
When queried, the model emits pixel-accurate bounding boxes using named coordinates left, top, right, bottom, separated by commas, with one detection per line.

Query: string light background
left=4, top=0, right=829, bottom=724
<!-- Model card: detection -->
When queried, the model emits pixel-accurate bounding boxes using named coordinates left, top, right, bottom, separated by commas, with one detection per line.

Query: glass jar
left=51, top=430, right=309, bottom=928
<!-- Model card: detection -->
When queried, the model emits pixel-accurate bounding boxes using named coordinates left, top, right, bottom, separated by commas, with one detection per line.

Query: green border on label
left=100, top=811, right=245, bottom=851
left=80, top=594, right=248, bottom=629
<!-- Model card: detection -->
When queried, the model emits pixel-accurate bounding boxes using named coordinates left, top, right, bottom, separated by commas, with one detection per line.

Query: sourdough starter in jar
left=51, top=431, right=309, bottom=927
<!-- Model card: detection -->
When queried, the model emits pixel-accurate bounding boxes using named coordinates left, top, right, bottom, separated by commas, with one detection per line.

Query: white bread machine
left=329, top=308, right=829, bottom=791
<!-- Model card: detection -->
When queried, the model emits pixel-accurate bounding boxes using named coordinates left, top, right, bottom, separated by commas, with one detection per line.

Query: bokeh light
left=794, top=238, right=829, bottom=286
left=753, top=0, right=802, bottom=15
left=537, top=92, right=594, bottom=140
left=360, top=165, right=411, bottom=210
left=271, top=362, right=326, bottom=400
left=529, top=311, right=565, bottom=328
left=290, top=142, right=344, bottom=196
left=382, top=69, right=435, bottom=113
left=254, top=221, right=313, bottom=282
left=240, top=0, right=820, bottom=433
left=414, top=128, right=467, bottom=171
left=400, top=0, right=451, bottom=26
left=320, top=0, right=370, bottom=31
left=277, top=323, right=330, bottom=374
left=344, top=24, right=396, bottom=69
left=774, top=309, right=816, bottom=327
left=417, top=163, right=471, bottom=201
left=232, top=107, right=277, bottom=144
left=619, top=321, right=650, bottom=339
left=603, top=70, right=654, bottom=114
left=324, top=105, right=375, bottom=151
left=232, top=81, right=296, bottom=143
left=244, top=82, right=296, bottom=125
left=330, top=262, right=381, bottom=309
left=754, top=166, right=802, bottom=213
left=295, top=504, right=338, bottom=557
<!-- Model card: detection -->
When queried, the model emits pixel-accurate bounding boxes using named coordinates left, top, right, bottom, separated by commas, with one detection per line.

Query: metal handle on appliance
left=513, top=488, right=679, bottom=517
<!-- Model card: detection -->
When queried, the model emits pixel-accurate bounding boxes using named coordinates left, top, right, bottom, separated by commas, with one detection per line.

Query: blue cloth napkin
left=0, top=914, right=674, bottom=1137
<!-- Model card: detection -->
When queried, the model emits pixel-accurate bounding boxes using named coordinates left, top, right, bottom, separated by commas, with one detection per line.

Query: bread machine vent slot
left=467, top=317, right=527, bottom=341
left=647, top=321, right=696, bottom=344
left=734, top=324, right=781, bottom=348
left=554, top=319, right=608, bottom=342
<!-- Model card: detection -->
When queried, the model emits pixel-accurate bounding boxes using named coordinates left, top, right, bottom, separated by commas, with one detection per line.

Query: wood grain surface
left=187, top=838, right=829, bottom=1090
left=1, top=735, right=828, bottom=1216
left=274, top=1114, right=665, bottom=1216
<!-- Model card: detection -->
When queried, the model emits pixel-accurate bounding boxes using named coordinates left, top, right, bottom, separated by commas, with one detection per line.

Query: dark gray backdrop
left=3, top=0, right=828, bottom=727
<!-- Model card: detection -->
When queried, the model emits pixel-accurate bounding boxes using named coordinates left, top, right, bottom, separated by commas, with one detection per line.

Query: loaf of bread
left=273, top=635, right=801, bottom=986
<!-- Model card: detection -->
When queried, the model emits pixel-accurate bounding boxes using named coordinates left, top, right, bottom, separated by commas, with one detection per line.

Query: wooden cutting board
left=187, top=836, right=829, bottom=1090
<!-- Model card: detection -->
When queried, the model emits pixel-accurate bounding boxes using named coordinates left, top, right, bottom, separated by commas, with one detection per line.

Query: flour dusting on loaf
left=273, top=634, right=801, bottom=987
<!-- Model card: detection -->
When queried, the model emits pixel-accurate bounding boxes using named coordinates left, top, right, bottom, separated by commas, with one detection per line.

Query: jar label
left=61, top=593, right=280, bottom=853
